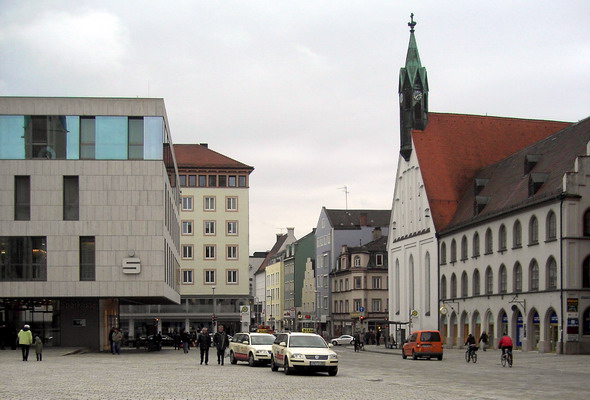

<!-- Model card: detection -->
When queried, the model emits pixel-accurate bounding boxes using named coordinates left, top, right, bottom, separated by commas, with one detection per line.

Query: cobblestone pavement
left=1, top=345, right=589, bottom=400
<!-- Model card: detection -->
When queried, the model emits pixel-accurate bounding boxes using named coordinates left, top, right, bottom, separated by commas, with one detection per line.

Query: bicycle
left=501, top=349, right=513, bottom=367
left=465, top=344, right=478, bottom=363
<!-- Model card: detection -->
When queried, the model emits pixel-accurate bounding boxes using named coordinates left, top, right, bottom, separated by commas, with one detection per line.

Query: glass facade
left=0, top=236, right=47, bottom=281
left=0, top=115, right=166, bottom=161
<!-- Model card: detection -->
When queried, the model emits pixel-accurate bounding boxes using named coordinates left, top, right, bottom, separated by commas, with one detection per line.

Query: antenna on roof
left=338, top=186, right=349, bottom=210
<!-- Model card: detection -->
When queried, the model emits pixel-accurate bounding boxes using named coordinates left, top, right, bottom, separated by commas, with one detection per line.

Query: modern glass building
left=0, top=97, right=181, bottom=351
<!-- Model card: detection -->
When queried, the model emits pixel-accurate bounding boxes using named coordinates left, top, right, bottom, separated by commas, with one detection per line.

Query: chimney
left=372, top=227, right=382, bottom=241
left=360, top=212, right=368, bottom=227
left=287, top=227, right=295, bottom=237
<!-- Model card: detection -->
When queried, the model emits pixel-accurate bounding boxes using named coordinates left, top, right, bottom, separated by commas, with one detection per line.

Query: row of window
left=338, top=254, right=385, bottom=269
left=441, top=212, right=558, bottom=264
left=181, top=196, right=238, bottom=212
left=181, top=220, right=239, bottom=236
left=181, top=244, right=240, bottom=260
left=181, top=268, right=238, bottom=285
left=333, top=276, right=383, bottom=292
left=441, top=256, right=559, bottom=299
left=15, top=176, right=79, bottom=221
left=178, top=173, right=247, bottom=188
left=333, top=298, right=383, bottom=313
left=0, top=236, right=94, bottom=282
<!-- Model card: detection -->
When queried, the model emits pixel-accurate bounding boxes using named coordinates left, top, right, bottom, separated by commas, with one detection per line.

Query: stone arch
left=512, top=307, right=524, bottom=349
left=460, top=311, right=469, bottom=345
left=471, top=310, right=482, bottom=339
left=484, top=310, right=495, bottom=347
left=497, top=308, right=508, bottom=347
left=543, top=307, right=559, bottom=353
left=527, top=307, right=540, bottom=351
left=449, top=312, right=457, bottom=347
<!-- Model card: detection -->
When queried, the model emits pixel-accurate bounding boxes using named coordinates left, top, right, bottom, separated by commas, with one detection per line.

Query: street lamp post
left=212, top=286, right=217, bottom=332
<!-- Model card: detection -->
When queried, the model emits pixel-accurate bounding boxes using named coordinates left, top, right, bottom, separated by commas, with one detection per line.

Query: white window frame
left=227, top=269, right=238, bottom=284
left=204, top=245, right=216, bottom=260
left=227, top=221, right=238, bottom=235
left=227, top=245, right=238, bottom=260
left=182, top=244, right=193, bottom=259
left=181, top=196, right=193, bottom=211
left=204, top=269, right=216, bottom=284
left=226, top=196, right=238, bottom=211
left=182, top=269, right=194, bottom=284
left=182, top=220, right=193, bottom=235
left=204, top=221, right=216, bottom=235
left=204, top=196, right=216, bottom=211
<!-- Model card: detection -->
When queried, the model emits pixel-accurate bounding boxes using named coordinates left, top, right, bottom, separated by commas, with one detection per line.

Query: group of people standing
left=177, top=325, right=230, bottom=365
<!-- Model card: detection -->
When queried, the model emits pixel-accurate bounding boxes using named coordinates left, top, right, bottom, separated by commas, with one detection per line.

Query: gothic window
left=513, top=262, right=522, bottom=292
left=450, top=273, right=457, bottom=299
left=441, top=275, right=447, bottom=300
left=498, top=225, right=507, bottom=251
left=499, top=264, right=507, bottom=294
left=485, top=266, right=493, bottom=295
left=441, top=242, right=447, bottom=265
left=461, top=236, right=468, bottom=261
left=546, top=257, right=557, bottom=290
left=485, top=228, right=493, bottom=254
left=472, top=232, right=480, bottom=257
left=450, top=239, right=457, bottom=263
left=546, top=211, right=557, bottom=240
left=461, top=271, right=468, bottom=297
left=529, top=216, right=539, bottom=245
left=530, top=259, right=539, bottom=291
left=473, top=269, right=480, bottom=296
left=513, top=220, right=522, bottom=248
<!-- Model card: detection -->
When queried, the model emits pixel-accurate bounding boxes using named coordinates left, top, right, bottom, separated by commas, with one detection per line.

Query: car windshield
left=289, top=335, right=327, bottom=348
left=251, top=335, right=275, bottom=345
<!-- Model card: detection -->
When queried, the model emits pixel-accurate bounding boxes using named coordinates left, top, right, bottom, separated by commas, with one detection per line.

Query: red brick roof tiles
left=174, top=144, right=253, bottom=171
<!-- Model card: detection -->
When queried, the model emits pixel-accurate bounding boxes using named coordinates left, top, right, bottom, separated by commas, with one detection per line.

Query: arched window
left=441, top=275, right=447, bottom=300
left=499, top=225, right=507, bottom=251
left=529, top=216, right=539, bottom=245
left=485, top=266, right=493, bottom=294
left=461, top=236, right=468, bottom=260
left=485, top=228, right=493, bottom=254
left=583, top=256, right=590, bottom=288
left=472, top=232, right=480, bottom=257
left=584, top=210, right=590, bottom=237
left=513, top=262, right=522, bottom=292
left=345, top=278, right=349, bottom=291
left=473, top=269, right=480, bottom=296
left=441, top=242, right=447, bottom=264
left=546, top=211, right=557, bottom=240
left=451, top=273, right=457, bottom=298
left=461, top=271, right=468, bottom=297
left=546, top=257, right=557, bottom=290
left=450, top=239, right=457, bottom=263
left=499, top=264, right=507, bottom=293
left=425, top=252, right=431, bottom=314
left=353, top=256, right=361, bottom=267
left=530, top=259, right=539, bottom=291
left=395, top=259, right=400, bottom=313
left=513, top=220, right=522, bottom=248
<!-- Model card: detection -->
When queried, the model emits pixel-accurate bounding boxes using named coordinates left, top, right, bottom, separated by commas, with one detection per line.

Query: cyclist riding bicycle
left=465, top=333, right=477, bottom=357
left=498, top=333, right=513, bottom=357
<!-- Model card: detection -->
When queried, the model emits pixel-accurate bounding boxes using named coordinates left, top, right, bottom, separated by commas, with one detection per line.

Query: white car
left=331, top=335, right=354, bottom=346
left=229, top=332, right=275, bottom=366
left=270, top=332, right=338, bottom=376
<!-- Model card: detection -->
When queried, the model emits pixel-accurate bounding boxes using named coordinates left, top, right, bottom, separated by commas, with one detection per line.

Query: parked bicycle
left=501, top=349, right=513, bottom=367
left=465, top=344, right=478, bottom=363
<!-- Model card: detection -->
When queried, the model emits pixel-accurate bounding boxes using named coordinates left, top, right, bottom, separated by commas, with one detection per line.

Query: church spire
left=399, top=13, right=429, bottom=162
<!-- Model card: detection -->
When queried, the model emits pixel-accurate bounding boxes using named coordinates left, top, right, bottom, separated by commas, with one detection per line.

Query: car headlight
left=291, top=353, right=305, bottom=359
left=328, top=354, right=338, bottom=360
left=255, top=350, right=267, bottom=354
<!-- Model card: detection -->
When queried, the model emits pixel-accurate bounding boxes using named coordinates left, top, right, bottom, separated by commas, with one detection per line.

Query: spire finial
left=408, top=13, right=416, bottom=33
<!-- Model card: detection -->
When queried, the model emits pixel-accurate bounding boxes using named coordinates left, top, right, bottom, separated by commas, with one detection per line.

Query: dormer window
left=474, top=196, right=490, bottom=215
left=528, top=173, right=549, bottom=196
left=524, top=154, right=541, bottom=174
left=474, top=178, right=489, bottom=195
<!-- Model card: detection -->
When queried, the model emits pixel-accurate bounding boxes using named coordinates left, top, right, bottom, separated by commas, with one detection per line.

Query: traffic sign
left=359, top=307, right=365, bottom=312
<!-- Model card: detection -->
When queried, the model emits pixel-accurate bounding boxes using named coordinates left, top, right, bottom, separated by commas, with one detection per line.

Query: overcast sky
left=1, top=1, right=589, bottom=252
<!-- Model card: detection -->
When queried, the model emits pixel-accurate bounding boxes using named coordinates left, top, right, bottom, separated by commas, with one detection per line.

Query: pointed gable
left=414, top=113, right=571, bottom=231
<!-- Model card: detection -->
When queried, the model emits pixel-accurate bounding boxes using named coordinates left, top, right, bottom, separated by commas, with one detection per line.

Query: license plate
left=310, top=361, right=325, bottom=366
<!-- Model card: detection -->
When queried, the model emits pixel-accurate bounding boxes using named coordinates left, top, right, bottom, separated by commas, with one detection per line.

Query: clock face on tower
left=413, top=91, right=423, bottom=101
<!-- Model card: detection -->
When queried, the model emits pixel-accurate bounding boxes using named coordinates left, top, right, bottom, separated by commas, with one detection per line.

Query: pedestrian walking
left=376, top=330, right=381, bottom=346
left=111, top=327, right=123, bottom=355
left=196, top=327, right=210, bottom=365
left=353, top=332, right=361, bottom=352
left=181, top=329, right=191, bottom=354
left=173, top=331, right=181, bottom=350
left=213, top=324, right=229, bottom=365
left=34, top=335, right=43, bottom=361
left=108, top=327, right=116, bottom=354
left=479, top=331, right=488, bottom=352
left=17, top=324, right=33, bottom=361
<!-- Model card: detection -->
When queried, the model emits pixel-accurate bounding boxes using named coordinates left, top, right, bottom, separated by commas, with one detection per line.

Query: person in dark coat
left=196, top=328, right=210, bottom=365
left=181, top=330, right=191, bottom=354
left=479, top=331, right=489, bottom=351
left=213, top=325, right=230, bottom=365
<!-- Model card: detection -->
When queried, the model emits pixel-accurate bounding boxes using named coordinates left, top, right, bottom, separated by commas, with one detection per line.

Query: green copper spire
left=399, top=13, right=429, bottom=162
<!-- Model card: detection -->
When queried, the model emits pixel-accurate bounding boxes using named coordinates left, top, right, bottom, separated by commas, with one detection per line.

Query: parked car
left=402, top=330, right=443, bottom=360
left=270, top=332, right=338, bottom=376
left=229, top=332, right=276, bottom=366
left=331, top=335, right=354, bottom=346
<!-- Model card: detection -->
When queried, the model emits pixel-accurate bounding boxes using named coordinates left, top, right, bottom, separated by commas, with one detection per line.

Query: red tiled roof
left=414, top=113, right=571, bottom=231
left=174, top=144, right=254, bottom=171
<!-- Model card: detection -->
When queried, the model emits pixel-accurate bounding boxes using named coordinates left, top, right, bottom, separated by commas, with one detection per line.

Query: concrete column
left=184, top=318, right=190, bottom=331
left=128, top=319, right=135, bottom=338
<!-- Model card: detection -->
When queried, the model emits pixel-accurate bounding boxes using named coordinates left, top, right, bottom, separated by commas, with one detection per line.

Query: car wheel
left=437, top=355, right=443, bottom=361
left=328, top=366, right=338, bottom=376
left=412, top=351, right=418, bottom=360
left=284, top=358, right=293, bottom=375
left=248, top=353, right=256, bottom=367
left=402, top=350, right=407, bottom=359
left=332, top=341, right=338, bottom=346
left=270, top=356, right=278, bottom=372
left=229, top=351, right=237, bottom=364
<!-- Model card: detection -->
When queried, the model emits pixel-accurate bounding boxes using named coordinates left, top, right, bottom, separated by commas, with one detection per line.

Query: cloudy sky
left=1, top=1, right=589, bottom=252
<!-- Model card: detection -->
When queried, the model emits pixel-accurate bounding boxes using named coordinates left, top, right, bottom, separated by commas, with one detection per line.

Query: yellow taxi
left=229, top=332, right=275, bottom=366
left=270, top=332, right=338, bottom=376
